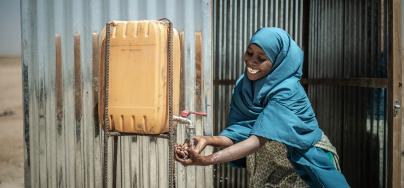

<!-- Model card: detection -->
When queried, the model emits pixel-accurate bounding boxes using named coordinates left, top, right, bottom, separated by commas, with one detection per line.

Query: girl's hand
left=177, top=135, right=266, bottom=166
left=174, top=136, right=210, bottom=160
left=175, top=139, right=194, bottom=159
left=174, top=135, right=237, bottom=166
left=191, top=136, right=208, bottom=154
left=175, top=147, right=212, bottom=166
left=190, top=135, right=234, bottom=153
left=175, top=144, right=189, bottom=160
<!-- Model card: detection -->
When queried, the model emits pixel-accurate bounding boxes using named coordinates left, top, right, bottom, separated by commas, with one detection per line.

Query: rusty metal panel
left=212, top=0, right=304, bottom=187
left=21, top=0, right=213, bottom=187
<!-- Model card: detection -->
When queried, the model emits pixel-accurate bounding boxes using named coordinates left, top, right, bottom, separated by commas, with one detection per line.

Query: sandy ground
left=0, top=57, right=24, bottom=188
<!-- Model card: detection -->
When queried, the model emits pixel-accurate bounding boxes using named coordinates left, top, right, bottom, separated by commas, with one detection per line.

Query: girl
left=175, top=28, right=349, bottom=188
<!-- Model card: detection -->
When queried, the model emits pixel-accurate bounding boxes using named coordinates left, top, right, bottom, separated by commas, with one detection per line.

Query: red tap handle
left=180, top=110, right=207, bottom=118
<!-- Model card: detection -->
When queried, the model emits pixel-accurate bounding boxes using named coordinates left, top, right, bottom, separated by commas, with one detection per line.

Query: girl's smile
left=244, top=44, right=273, bottom=81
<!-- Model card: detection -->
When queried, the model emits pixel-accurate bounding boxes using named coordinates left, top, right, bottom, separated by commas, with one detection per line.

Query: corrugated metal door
left=306, top=0, right=402, bottom=187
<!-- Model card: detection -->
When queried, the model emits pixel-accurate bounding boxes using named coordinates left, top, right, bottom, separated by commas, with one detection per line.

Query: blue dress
left=219, top=28, right=350, bottom=188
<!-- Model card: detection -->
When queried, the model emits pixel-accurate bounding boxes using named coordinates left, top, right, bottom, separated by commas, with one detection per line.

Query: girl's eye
left=259, top=57, right=267, bottom=62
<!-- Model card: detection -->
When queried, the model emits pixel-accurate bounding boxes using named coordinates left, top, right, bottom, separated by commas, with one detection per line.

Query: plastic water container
left=99, top=20, right=181, bottom=134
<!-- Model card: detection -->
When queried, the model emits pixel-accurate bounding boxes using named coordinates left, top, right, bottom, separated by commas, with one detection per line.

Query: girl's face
left=244, top=44, right=273, bottom=81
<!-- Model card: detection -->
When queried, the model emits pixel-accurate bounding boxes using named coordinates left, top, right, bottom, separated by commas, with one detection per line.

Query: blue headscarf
left=220, top=28, right=350, bottom=187
left=221, top=27, right=322, bottom=149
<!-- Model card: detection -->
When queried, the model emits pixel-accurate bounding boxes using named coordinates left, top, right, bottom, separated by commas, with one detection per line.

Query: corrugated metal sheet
left=212, top=0, right=304, bottom=187
left=21, top=0, right=213, bottom=188
left=307, top=0, right=388, bottom=187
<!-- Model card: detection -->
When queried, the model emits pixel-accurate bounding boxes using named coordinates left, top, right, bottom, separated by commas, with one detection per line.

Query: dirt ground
left=0, top=57, right=24, bottom=188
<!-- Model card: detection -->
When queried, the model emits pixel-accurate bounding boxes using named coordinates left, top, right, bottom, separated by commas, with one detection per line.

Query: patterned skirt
left=246, top=141, right=308, bottom=188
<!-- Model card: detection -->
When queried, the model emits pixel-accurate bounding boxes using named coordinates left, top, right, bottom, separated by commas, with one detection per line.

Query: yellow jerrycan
left=99, top=20, right=181, bottom=134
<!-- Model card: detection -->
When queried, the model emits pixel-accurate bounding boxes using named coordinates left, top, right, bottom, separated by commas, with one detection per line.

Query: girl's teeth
left=248, top=67, right=259, bottom=74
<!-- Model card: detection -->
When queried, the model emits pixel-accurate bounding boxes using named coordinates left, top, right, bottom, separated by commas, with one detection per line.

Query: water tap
left=172, top=110, right=207, bottom=147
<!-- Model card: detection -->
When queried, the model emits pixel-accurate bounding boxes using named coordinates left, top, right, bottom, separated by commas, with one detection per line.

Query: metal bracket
left=394, top=100, right=401, bottom=117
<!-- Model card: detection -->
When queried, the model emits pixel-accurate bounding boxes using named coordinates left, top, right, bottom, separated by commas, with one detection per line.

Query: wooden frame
left=387, top=0, right=402, bottom=187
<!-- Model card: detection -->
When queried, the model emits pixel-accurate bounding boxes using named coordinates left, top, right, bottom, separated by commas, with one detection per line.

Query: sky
left=0, top=0, right=21, bottom=56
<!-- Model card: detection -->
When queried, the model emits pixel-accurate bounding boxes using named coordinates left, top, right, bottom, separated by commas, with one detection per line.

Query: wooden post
left=387, top=0, right=402, bottom=187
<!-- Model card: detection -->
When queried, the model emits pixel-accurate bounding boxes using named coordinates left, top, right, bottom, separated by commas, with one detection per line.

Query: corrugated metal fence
left=21, top=0, right=213, bottom=188
left=22, top=0, right=397, bottom=187
left=212, top=0, right=304, bottom=187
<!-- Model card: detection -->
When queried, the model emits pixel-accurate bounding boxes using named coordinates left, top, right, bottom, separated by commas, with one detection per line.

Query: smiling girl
left=175, top=28, right=349, bottom=188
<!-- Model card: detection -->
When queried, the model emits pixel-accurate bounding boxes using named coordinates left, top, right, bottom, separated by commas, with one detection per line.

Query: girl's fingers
left=187, top=148, right=199, bottom=157
left=183, top=150, right=189, bottom=157
left=187, top=147, right=200, bottom=158
left=181, top=151, right=188, bottom=159
left=175, top=145, right=190, bottom=159
left=175, top=154, right=192, bottom=166
left=191, top=137, right=207, bottom=153
left=177, top=152, right=185, bottom=159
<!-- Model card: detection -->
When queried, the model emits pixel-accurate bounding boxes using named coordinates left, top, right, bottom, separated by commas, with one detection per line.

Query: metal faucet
left=172, top=110, right=207, bottom=146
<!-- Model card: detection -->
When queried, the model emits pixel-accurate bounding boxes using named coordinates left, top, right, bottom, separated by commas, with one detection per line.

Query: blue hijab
left=220, top=28, right=349, bottom=188
left=221, top=27, right=322, bottom=149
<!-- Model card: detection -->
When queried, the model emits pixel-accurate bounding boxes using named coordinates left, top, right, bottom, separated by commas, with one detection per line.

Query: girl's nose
left=250, top=58, right=259, bottom=65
